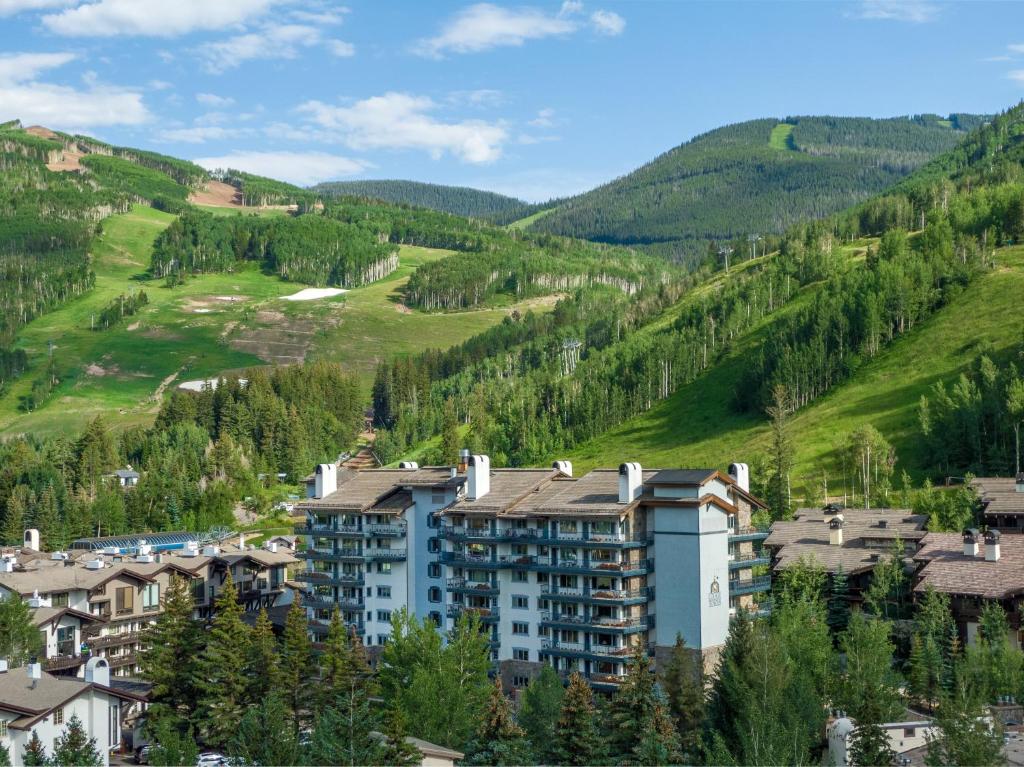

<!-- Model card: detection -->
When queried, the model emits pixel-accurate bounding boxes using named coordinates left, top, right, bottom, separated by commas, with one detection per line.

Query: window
left=428, top=538, right=440, bottom=553
left=115, top=587, right=134, bottom=615
left=903, top=728, right=916, bottom=738
left=512, top=595, right=529, bottom=609
left=51, top=592, right=69, bottom=608
left=377, top=586, right=391, bottom=599
left=377, top=635, right=388, bottom=646
left=431, top=493, right=445, bottom=505
left=427, top=563, right=441, bottom=578
left=428, top=587, right=442, bottom=603
left=378, top=562, right=391, bottom=574
left=428, top=611, right=442, bottom=627
left=0, top=720, right=6, bottom=738
left=142, top=583, right=160, bottom=612
left=536, top=572, right=548, bottom=584
left=512, top=675, right=530, bottom=688
left=512, top=622, right=529, bottom=636
left=513, top=648, right=529, bottom=661
left=377, top=610, right=392, bottom=623
left=53, top=706, right=64, bottom=725
left=512, top=571, right=528, bottom=583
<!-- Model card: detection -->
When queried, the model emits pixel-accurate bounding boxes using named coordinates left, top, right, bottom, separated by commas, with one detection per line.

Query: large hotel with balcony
left=296, top=455, right=770, bottom=687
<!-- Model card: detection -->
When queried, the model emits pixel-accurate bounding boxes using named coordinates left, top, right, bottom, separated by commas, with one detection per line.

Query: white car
left=196, top=752, right=226, bottom=767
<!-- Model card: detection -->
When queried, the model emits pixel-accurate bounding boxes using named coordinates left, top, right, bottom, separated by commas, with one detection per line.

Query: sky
left=1, top=0, right=1024, bottom=202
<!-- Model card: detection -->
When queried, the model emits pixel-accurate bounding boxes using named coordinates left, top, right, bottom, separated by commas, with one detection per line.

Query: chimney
left=823, top=503, right=842, bottom=516
left=985, top=529, right=1001, bottom=562
left=1017, top=473, right=1024, bottom=493
left=181, top=541, right=199, bottom=557
left=552, top=460, right=573, bottom=477
left=467, top=454, right=491, bottom=500
left=265, top=541, right=279, bottom=554
left=829, top=515, right=844, bottom=546
left=135, top=554, right=154, bottom=564
left=23, top=529, right=39, bottom=551
left=728, top=462, right=750, bottom=493
left=84, top=657, right=110, bottom=687
left=86, top=558, right=104, bottom=570
left=398, top=461, right=419, bottom=470
left=50, top=551, right=68, bottom=561
left=314, top=463, right=337, bottom=499
left=27, top=662, right=41, bottom=688
left=137, top=540, right=152, bottom=556
left=238, top=533, right=246, bottom=550
left=618, top=462, right=642, bottom=504
left=963, top=528, right=980, bottom=557
left=458, top=448, right=470, bottom=474
left=27, top=590, right=48, bottom=609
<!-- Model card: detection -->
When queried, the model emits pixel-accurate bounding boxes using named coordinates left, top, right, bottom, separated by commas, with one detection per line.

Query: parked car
left=134, top=745, right=151, bottom=764
left=196, top=752, right=226, bottom=767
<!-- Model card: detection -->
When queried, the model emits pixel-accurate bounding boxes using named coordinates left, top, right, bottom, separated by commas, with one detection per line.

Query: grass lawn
left=769, top=123, right=796, bottom=151
left=506, top=206, right=556, bottom=230
left=568, top=245, right=1024, bottom=495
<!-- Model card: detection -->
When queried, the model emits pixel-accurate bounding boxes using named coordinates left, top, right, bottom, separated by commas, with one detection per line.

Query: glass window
left=512, top=595, right=529, bottom=609
left=428, top=587, right=442, bottom=603
left=54, top=707, right=64, bottom=725
left=51, top=592, right=69, bottom=608
left=427, top=563, right=441, bottom=578
left=378, top=562, right=391, bottom=574
left=512, top=571, right=528, bottom=583
left=512, top=622, right=529, bottom=636
left=513, top=648, right=529, bottom=661
left=115, top=587, right=134, bottom=614
left=377, top=610, right=392, bottom=623
left=377, top=586, right=391, bottom=599
left=142, top=583, right=160, bottom=611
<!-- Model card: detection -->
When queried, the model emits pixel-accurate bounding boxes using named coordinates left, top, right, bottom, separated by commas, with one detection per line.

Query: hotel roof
left=914, top=531, right=1024, bottom=599
left=972, top=477, right=1024, bottom=517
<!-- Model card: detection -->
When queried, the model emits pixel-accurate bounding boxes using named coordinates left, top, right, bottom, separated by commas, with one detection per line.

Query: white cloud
left=200, top=23, right=323, bottom=72
left=157, top=125, right=242, bottom=143
left=290, top=6, right=348, bottom=25
left=447, top=89, right=504, bottom=107
left=528, top=107, right=556, bottom=127
left=590, top=9, right=624, bottom=35
left=1008, top=70, right=1024, bottom=83
left=0, top=51, right=76, bottom=83
left=196, top=92, right=234, bottom=107
left=467, top=167, right=608, bottom=203
left=148, top=79, right=174, bottom=90
left=193, top=150, right=367, bottom=186
left=415, top=3, right=578, bottom=57
left=326, top=39, right=355, bottom=57
left=42, top=0, right=274, bottom=37
left=1009, top=44, right=1024, bottom=54
left=297, top=91, right=508, bottom=164
left=849, top=0, right=939, bottom=23
left=0, top=0, right=73, bottom=17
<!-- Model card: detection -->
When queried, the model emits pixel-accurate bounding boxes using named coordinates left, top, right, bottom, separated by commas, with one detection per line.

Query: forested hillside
left=312, top=179, right=535, bottom=220
left=527, top=114, right=982, bottom=263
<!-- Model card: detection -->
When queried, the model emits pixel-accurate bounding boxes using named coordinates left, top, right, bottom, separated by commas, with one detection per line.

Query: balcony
left=727, top=551, right=770, bottom=570
left=730, top=526, right=770, bottom=543
left=365, top=523, right=407, bottom=537
left=447, top=604, right=500, bottom=624
left=539, top=585, right=651, bottom=605
left=310, top=618, right=365, bottom=636
left=297, top=549, right=365, bottom=563
left=86, top=631, right=141, bottom=650
left=107, top=652, right=139, bottom=669
left=43, top=654, right=85, bottom=672
left=303, top=594, right=365, bottom=612
left=295, top=523, right=365, bottom=538
left=364, top=548, right=407, bottom=562
left=438, top=525, right=647, bottom=549
left=440, top=552, right=537, bottom=569
left=446, top=577, right=498, bottom=596
left=540, top=639, right=649, bottom=662
left=730, top=575, right=772, bottom=596
left=539, top=611, right=651, bottom=634
left=293, top=571, right=365, bottom=587
left=533, top=557, right=651, bottom=577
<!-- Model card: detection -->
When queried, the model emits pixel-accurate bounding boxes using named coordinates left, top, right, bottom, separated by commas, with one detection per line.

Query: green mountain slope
left=312, top=179, right=533, bottom=220
left=528, top=114, right=983, bottom=260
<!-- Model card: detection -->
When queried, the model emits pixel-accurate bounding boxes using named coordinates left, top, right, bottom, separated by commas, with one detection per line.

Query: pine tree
left=707, top=609, right=755, bottom=744
left=1, top=485, right=30, bottom=546
left=147, top=719, right=199, bottom=767
left=228, top=693, right=300, bottom=767
left=608, top=646, right=683, bottom=764
left=848, top=695, right=897, bottom=767
left=660, top=633, right=705, bottom=763
left=139, top=575, right=203, bottom=731
left=0, top=744, right=9, bottom=767
left=375, top=706, right=422, bottom=767
left=926, top=664, right=1006, bottom=767
left=35, top=483, right=62, bottom=550
left=51, top=714, right=102, bottom=766
left=463, top=679, right=532, bottom=766
left=280, top=598, right=312, bottom=734
left=195, top=571, right=250, bottom=747
left=22, top=732, right=48, bottom=766
left=317, top=609, right=363, bottom=713
left=828, top=566, right=851, bottom=634
left=550, top=671, right=607, bottom=767
left=438, top=399, right=460, bottom=466
left=244, top=607, right=280, bottom=706
left=518, top=666, right=565, bottom=762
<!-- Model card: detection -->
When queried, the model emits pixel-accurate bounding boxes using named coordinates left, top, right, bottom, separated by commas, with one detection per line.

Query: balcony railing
left=447, top=605, right=500, bottom=623
left=728, top=551, right=770, bottom=570
left=297, top=549, right=365, bottom=563
left=365, top=523, right=407, bottom=537
left=438, top=525, right=645, bottom=548
left=730, top=575, right=772, bottom=596
left=539, top=585, right=651, bottom=603
left=445, top=577, right=498, bottom=595
left=534, top=557, right=651, bottom=576
left=364, top=548, right=407, bottom=562
left=539, top=611, right=651, bottom=632
left=540, top=639, right=649, bottom=660
left=43, top=654, right=86, bottom=671
left=86, top=631, right=141, bottom=650
left=311, top=619, right=365, bottom=636
left=303, top=594, right=364, bottom=612
left=293, top=571, right=365, bottom=587
left=729, top=526, right=770, bottom=542
left=440, top=552, right=537, bottom=568
left=295, top=524, right=364, bottom=537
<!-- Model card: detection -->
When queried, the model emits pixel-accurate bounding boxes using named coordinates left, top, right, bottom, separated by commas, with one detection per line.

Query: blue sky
left=1, top=0, right=1023, bottom=201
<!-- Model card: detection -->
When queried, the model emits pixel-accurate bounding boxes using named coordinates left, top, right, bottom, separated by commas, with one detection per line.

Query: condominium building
left=297, top=455, right=770, bottom=687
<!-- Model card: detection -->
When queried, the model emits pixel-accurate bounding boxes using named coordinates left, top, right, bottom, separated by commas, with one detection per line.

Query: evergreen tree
left=926, top=666, right=1006, bottom=767
left=0, top=744, right=10, bottom=767
left=607, top=646, right=682, bottom=764
left=244, top=607, right=280, bottom=706
left=34, top=483, right=62, bottom=550
left=195, top=571, right=250, bottom=747
left=375, top=707, right=421, bottom=767
left=139, top=575, right=203, bottom=730
left=279, top=598, right=312, bottom=734
left=550, top=671, right=607, bottom=767
left=835, top=614, right=903, bottom=722
left=827, top=566, right=851, bottom=634
left=438, top=399, right=460, bottom=466
left=848, top=700, right=897, bottom=767
left=22, top=732, right=48, bottom=767
left=147, top=719, right=199, bottom=767
left=1, top=486, right=30, bottom=546
left=707, top=609, right=755, bottom=744
left=51, top=714, right=102, bottom=767
left=0, top=594, right=43, bottom=666
left=518, top=666, right=565, bottom=762
left=229, top=693, right=300, bottom=767
left=660, top=633, right=705, bottom=763
left=463, top=679, right=533, bottom=766
left=316, top=609, right=364, bottom=713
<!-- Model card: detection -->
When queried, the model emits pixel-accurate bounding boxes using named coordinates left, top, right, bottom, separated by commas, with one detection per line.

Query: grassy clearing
left=193, top=204, right=290, bottom=218
left=769, top=123, right=796, bottom=151
left=0, top=207, right=548, bottom=438
left=507, top=206, right=557, bottom=230
left=568, top=245, right=1024, bottom=492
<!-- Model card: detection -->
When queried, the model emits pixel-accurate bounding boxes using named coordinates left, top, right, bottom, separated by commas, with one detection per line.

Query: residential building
left=0, top=658, right=145, bottom=767
left=765, top=505, right=928, bottom=604
left=972, top=476, right=1024, bottom=532
left=914, top=529, right=1023, bottom=647
left=827, top=715, right=938, bottom=767
left=296, top=455, right=769, bottom=688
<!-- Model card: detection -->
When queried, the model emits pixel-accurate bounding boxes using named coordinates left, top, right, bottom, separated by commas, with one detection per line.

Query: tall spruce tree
left=244, top=607, right=280, bottom=706
left=316, top=609, right=364, bottom=713
left=660, top=633, right=705, bottom=764
left=139, top=574, right=203, bottom=731
left=51, top=714, right=102, bottom=767
left=518, top=666, right=565, bottom=763
left=229, top=693, right=301, bottom=767
left=463, top=679, right=533, bottom=767
left=550, top=672, right=607, bottom=767
left=279, top=598, right=313, bottom=734
left=22, top=732, right=48, bottom=766
left=607, top=646, right=682, bottom=764
left=926, top=663, right=1006, bottom=767
left=827, top=566, right=851, bottom=634
left=848, top=698, right=897, bottom=767
left=195, top=571, right=250, bottom=747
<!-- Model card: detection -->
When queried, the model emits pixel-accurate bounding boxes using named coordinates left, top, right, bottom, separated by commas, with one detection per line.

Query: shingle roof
left=647, top=469, right=719, bottom=485
left=914, top=532, right=1024, bottom=599
left=299, top=468, right=459, bottom=511
left=446, top=469, right=560, bottom=515
left=766, top=507, right=927, bottom=575
left=972, top=477, right=1024, bottom=516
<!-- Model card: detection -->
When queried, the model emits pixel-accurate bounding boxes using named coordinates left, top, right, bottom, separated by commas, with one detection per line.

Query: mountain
left=311, top=179, right=534, bottom=220
left=525, top=113, right=987, bottom=262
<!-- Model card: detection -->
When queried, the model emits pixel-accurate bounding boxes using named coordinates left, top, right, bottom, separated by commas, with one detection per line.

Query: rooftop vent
left=265, top=542, right=279, bottom=553
left=399, top=461, right=419, bottom=470
left=963, top=528, right=980, bottom=557
left=1017, top=473, right=1024, bottom=493
left=458, top=448, right=470, bottom=473
left=135, top=554, right=154, bottom=564
left=85, top=558, right=104, bottom=570
left=0, top=558, right=13, bottom=574
left=102, top=546, right=120, bottom=556
left=180, top=541, right=199, bottom=557
left=552, top=460, right=573, bottom=477
left=202, top=545, right=220, bottom=557
left=878, top=519, right=888, bottom=529
left=27, top=662, right=41, bottom=688
left=823, top=503, right=843, bottom=515
left=985, top=529, right=1001, bottom=562
left=50, top=551, right=68, bottom=561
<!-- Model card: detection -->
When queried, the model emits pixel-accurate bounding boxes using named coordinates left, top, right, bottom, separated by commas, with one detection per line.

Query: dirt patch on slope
left=26, top=126, right=85, bottom=172
left=228, top=309, right=337, bottom=365
left=189, top=180, right=242, bottom=207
